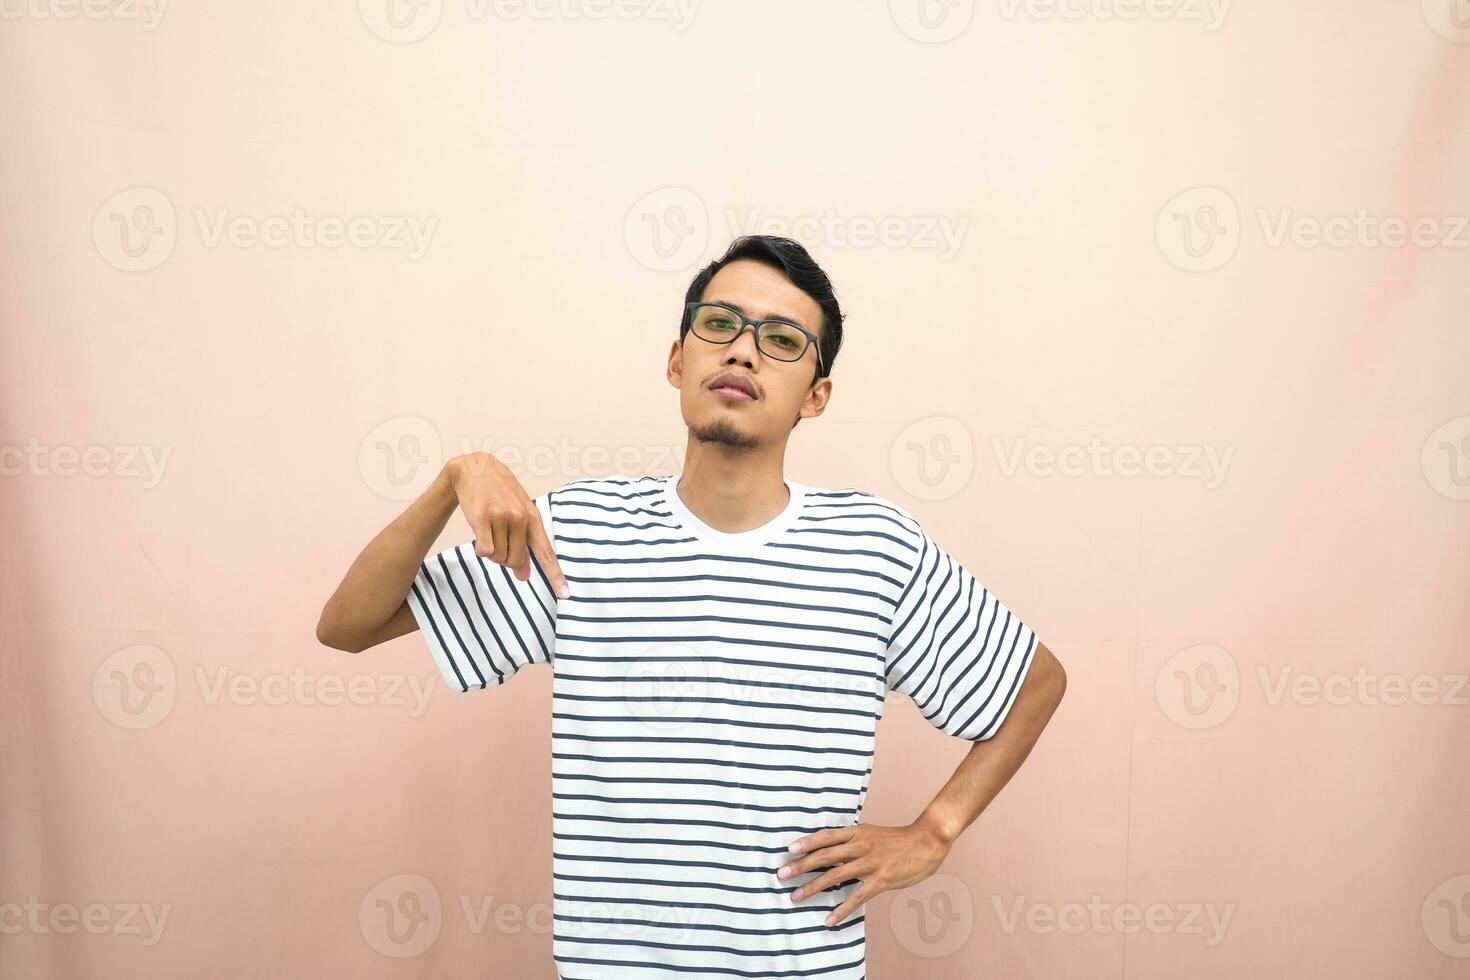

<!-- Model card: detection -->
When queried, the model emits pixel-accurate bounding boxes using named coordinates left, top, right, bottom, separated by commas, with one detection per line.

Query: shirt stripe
left=404, top=473, right=1040, bottom=977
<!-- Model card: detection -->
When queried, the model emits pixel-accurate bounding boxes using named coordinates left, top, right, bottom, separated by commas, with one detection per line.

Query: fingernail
left=557, top=583, right=570, bottom=599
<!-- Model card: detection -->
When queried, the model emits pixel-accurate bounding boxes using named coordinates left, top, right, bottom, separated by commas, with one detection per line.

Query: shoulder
left=797, top=480, right=926, bottom=549
left=532, top=475, right=663, bottom=544
left=541, top=473, right=664, bottom=506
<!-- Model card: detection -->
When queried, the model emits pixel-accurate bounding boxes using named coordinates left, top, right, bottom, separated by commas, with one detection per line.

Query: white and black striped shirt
left=406, top=472, right=1040, bottom=979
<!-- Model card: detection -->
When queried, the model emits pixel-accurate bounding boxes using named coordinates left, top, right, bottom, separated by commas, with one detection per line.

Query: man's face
left=668, top=259, right=832, bottom=450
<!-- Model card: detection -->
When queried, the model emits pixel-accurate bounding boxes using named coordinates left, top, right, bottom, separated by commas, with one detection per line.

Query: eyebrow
left=706, top=297, right=809, bottom=331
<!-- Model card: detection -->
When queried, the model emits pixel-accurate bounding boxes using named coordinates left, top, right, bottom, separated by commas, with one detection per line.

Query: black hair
left=678, top=235, right=845, bottom=385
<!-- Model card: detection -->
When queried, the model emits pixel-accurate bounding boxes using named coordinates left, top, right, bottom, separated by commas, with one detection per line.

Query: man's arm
left=914, top=640, right=1067, bottom=846
left=315, top=463, right=461, bottom=653
left=315, top=453, right=570, bottom=655
left=776, top=641, right=1066, bottom=927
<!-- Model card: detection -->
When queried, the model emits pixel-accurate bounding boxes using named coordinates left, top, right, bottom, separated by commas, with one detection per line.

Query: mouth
left=709, top=373, right=758, bottom=401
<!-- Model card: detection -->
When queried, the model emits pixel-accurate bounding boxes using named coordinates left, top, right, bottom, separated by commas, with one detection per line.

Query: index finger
left=527, top=511, right=571, bottom=600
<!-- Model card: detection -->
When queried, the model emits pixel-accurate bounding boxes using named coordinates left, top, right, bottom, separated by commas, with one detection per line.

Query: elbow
left=314, top=619, right=346, bottom=652
left=319, top=629, right=365, bottom=655
left=315, top=605, right=363, bottom=654
left=1035, top=641, right=1066, bottom=705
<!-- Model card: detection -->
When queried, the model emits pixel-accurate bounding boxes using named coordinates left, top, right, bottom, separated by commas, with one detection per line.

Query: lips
left=709, top=373, right=757, bottom=400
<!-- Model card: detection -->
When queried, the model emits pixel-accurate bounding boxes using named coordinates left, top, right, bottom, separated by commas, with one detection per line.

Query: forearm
left=914, top=644, right=1066, bottom=847
left=316, top=462, right=459, bottom=652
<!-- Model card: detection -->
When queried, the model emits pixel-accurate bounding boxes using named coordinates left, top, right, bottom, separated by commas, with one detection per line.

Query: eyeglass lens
left=690, top=306, right=809, bottom=362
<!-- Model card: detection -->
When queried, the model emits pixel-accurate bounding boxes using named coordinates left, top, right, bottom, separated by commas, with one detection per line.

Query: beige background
left=3, top=1, right=1469, bottom=977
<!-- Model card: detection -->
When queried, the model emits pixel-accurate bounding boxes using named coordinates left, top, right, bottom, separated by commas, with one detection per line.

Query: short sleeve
left=883, top=525, right=1039, bottom=740
left=405, top=491, right=559, bottom=693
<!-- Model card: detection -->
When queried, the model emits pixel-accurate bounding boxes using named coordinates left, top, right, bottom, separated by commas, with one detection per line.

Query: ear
left=666, top=339, right=685, bottom=389
left=799, top=375, right=832, bottom=420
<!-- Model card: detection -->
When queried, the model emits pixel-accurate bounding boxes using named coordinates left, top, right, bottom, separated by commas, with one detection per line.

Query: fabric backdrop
left=2, top=2, right=1466, bottom=977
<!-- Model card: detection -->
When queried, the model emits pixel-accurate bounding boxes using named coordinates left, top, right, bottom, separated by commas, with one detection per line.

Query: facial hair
left=689, top=414, right=762, bottom=450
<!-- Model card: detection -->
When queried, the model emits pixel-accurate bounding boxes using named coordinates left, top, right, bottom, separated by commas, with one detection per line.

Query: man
left=317, top=234, right=1066, bottom=978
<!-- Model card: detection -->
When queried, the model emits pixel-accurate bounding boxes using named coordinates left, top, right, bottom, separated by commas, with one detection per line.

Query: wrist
left=914, top=808, right=962, bottom=850
left=435, top=458, right=461, bottom=506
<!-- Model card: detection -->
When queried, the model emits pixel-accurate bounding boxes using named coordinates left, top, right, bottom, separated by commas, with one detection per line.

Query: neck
left=675, top=441, right=791, bottom=534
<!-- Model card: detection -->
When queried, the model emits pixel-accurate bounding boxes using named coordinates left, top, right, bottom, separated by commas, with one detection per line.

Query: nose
left=726, top=322, right=762, bottom=363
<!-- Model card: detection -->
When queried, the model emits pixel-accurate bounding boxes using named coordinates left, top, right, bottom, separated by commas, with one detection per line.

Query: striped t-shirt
left=406, top=472, right=1039, bottom=979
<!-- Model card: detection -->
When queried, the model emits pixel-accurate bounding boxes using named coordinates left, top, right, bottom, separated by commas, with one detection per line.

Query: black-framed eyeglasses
left=684, top=301, right=825, bottom=375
